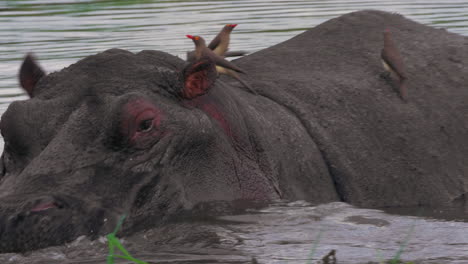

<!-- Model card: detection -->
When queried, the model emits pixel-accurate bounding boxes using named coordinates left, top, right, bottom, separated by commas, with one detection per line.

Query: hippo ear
left=179, top=58, right=218, bottom=99
left=19, top=53, right=46, bottom=98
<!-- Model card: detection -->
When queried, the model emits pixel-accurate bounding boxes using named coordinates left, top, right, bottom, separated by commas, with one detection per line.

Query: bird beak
left=186, top=35, right=194, bottom=39
left=229, top=24, right=238, bottom=28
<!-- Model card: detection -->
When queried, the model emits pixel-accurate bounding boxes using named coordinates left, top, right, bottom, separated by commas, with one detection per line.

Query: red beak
left=186, top=35, right=194, bottom=39
left=229, top=24, right=238, bottom=28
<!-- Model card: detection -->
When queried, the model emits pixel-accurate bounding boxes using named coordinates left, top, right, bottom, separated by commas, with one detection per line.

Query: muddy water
left=1, top=0, right=468, bottom=263
left=0, top=202, right=467, bottom=263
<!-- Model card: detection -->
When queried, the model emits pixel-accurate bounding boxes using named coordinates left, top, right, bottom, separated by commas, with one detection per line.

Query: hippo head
left=0, top=49, right=278, bottom=252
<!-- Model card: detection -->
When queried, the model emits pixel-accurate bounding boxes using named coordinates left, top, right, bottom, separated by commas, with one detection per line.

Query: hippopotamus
left=0, top=10, right=467, bottom=253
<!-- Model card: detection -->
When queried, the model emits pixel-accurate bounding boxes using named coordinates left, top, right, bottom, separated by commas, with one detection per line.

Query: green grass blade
left=112, top=214, right=127, bottom=234
left=391, top=217, right=417, bottom=263
left=106, top=214, right=149, bottom=264
left=374, top=248, right=386, bottom=264
left=306, top=229, right=324, bottom=264
left=107, top=236, right=116, bottom=264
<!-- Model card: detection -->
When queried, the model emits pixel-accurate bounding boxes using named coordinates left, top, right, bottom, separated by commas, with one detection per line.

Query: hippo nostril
left=29, top=196, right=67, bottom=212
left=30, top=202, right=58, bottom=212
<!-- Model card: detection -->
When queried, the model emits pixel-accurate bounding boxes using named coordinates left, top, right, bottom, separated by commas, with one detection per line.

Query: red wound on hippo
left=180, top=58, right=217, bottom=99
left=19, top=53, right=46, bottom=98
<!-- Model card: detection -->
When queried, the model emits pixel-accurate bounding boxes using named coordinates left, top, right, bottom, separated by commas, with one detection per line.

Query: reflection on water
left=1, top=1, right=468, bottom=263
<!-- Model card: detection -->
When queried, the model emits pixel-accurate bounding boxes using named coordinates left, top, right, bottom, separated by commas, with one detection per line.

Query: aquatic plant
left=388, top=214, right=418, bottom=264
left=374, top=215, right=418, bottom=264
left=103, top=214, right=419, bottom=264
left=106, top=215, right=148, bottom=264
left=306, top=229, right=325, bottom=264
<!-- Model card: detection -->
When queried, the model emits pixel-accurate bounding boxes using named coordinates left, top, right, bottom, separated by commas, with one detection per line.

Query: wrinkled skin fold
left=0, top=10, right=467, bottom=253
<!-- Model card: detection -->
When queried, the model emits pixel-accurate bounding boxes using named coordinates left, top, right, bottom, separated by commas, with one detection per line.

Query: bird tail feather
left=233, top=73, right=258, bottom=95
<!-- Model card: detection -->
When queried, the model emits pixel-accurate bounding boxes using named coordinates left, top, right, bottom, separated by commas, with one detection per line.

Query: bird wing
left=186, top=51, right=196, bottom=62
left=213, top=45, right=228, bottom=57
left=224, top=51, right=247, bottom=57
left=381, top=49, right=406, bottom=78
left=208, top=35, right=221, bottom=51
left=212, top=56, right=245, bottom=73
left=216, top=67, right=257, bottom=95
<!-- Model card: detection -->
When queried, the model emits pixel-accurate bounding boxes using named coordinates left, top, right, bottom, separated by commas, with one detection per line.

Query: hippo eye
left=137, top=119, right=153, bottom=132
left=117, top=98, right=163, bottom=149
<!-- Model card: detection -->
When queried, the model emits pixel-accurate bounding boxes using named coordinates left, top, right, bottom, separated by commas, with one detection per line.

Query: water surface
left=0, top=202, right=467, bottom=263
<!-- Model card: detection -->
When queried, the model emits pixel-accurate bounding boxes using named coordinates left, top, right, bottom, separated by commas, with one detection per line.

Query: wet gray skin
left=0, top=10, right=467, bottom=253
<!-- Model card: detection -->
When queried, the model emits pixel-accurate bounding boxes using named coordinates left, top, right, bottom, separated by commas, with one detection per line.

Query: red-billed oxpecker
left=381, top=28, right=407, bottom=101
left=186, top=24, right=246, bottom=61
left=208, top=24, right=237, bottom=56
left=186, top=34, right=257, bottom=95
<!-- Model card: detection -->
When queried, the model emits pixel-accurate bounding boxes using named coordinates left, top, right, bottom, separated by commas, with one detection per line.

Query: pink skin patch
left=121, top=99, right=163, bottom=147
left=200, top=103, right=231, bottom=136
left=31, top=202, right=56, bottom=212
left=184, top=96, right=233, bottom=138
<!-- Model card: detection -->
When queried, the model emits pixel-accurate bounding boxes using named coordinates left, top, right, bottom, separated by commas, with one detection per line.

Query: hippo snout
left=0, top=194, right=107, bottom=253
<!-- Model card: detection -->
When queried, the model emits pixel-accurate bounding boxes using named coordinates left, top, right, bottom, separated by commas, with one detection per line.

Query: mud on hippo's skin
left=0, top=10, right=467, bottom=253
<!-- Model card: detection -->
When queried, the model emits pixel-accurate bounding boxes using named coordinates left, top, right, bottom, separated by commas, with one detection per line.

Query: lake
left=0, top=0, right=468, bottom=263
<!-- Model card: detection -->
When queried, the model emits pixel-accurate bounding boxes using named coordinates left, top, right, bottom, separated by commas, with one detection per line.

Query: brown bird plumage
left=186, top=35, right=244, bottom=73
left=186, top=35, right=256, bottom=94
left=186, top=24, right=246, bottom=61
left=215, top=65, right=257, bottom=95
left=208, top=24, right=237, bottom=56
left=381, top=28, right=407, bottom=101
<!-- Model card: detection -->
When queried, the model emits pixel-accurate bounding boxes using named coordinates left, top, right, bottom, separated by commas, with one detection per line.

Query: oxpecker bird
left=186, top=35, right=244, bottom=73
left=381, top=28, right=408, bottom=101
left=208, top=24, right=237, bottom=56
left=186, top=35, right=256, bottom=95
left=186, top=24, right=247, bottom=61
